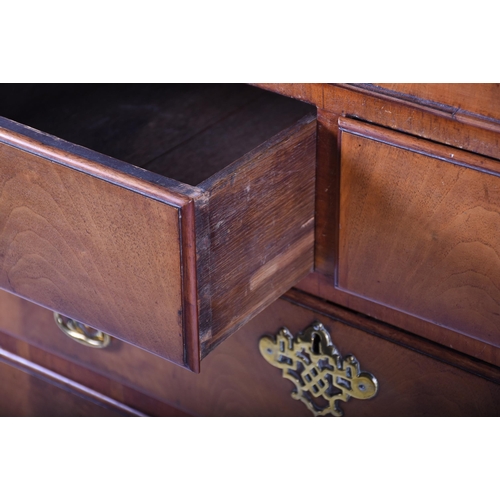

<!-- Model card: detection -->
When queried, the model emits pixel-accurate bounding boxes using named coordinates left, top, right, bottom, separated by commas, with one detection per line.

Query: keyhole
left=311, top=334, right=321, bottom=354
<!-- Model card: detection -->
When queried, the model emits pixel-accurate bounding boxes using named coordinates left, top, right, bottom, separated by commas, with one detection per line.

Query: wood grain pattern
left=0, top=326, right=189, bottom=416
left=0, top=86, right=316, bottom=371
left=0, top=84, right=265, bottom=181
left=298, top=272, right=500, bottom=366
left=0, top=346, right=145, bottom=416
left=2, top=83, right=497, bottom=416
left=257, top=83, right=500, bottom=365
left=0, top=132, right=188, bottom=366
left=0, top=84, right=313, bottom=186
left=314, top=108, right=341, bottom=276
left=284, top=288, right=500, bottom=385
left=277, top=294, right=500, bottom=417
left=296, top=112, right=500, bottom=365
left=2, top=288, right=499, bottom=416
left=0, top=116, right=202, bottom=205
left=199, top=115, right=316, bottom=356
left=339, top=116, right=500, bottom=175
left=254, top=84, right=500, bottom=160
left=372, top=83, right=500, bottom=122
left=146, top=89, right=313, bottom=185
left=338, top=118, right=500, bottom=351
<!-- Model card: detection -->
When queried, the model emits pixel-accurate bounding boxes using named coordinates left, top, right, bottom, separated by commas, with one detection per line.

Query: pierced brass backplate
left=259, top=322, right=378, bottom=416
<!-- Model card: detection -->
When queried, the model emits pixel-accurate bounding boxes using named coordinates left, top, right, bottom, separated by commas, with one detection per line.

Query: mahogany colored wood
left=255, top=84, right=500, bottom=160
left=256, top=84, right=500, bottom=365
left=340, top=116, right=500, bottom=175
left=313, top=109, right=340, bottom=277
left=275, top=296, right=500, bottom=417
left=199, top=116, right=316, bottom=355
left=299, top=115, right=500, bottom=366
left=372, top=83, right=500, bottom=122
left=0, top=289, right=306, bottom=415
left=339, top=117, right=500, bottom=346
left=284, top=289, right=500, bottom=385
left=1, top=289, right=499, bottom=416
left=3, top=83, right=498, bottom=417
left=0, top=133, right=187, bottom=365
left=145, top=87, right=314, bottom=185
left=299, top=272, right=500, bottom=366
left=0, top=330, right=189, bottom=416
left=0, top=346, right=145, bottom=416
left=0, top=85, right=316, bottom=371
left=0, top=84, right=312, bottom=186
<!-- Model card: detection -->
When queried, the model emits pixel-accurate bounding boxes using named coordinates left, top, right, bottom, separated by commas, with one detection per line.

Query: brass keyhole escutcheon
left=259, top=321, right=378, bottom=416
left=54, top=313, right=111, bottom=349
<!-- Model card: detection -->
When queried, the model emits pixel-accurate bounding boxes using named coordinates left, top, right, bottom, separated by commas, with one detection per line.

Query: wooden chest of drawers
left=1, top=83, right=499, bottom=416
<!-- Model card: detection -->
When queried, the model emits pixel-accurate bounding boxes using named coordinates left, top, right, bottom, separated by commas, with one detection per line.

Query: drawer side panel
left=200, top=115, right=317, bottom=356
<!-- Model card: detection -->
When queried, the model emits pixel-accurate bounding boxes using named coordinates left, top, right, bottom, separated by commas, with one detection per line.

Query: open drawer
left=0, top=84, right=316, bottom=371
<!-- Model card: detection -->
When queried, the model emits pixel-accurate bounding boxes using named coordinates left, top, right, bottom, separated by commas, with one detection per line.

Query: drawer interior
left=0, top=84, right=313, bottom=186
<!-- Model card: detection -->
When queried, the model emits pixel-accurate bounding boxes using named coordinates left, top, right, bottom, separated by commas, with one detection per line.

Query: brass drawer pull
left=54, top=313, right=111, bottom=349
left=259, top=321, right=378, bottom=416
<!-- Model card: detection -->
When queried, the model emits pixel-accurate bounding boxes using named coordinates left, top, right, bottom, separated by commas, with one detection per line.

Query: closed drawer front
left=1, top=289, right=499, bottom=416
left=0, top=84, right=316, bottom=371
left=337, top=117, right=500, bottom=356
left=300, top=114, right=500, bottom=366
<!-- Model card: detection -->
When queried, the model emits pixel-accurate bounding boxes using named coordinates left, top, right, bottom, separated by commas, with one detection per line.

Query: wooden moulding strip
left=257, top=83, right=500, bottom=136
left=254, top=84, right=500, bottom=148
left=339, top=83, right=500, bottom=134
left=0, top=117, right=204, bottom=208
left=0, top=345, right=147, bottom=416
left=339, top=116, right=500, bottom=177
left=180, top=199, right=201, bottom=373
left=284, top=288, right=500, bottom=386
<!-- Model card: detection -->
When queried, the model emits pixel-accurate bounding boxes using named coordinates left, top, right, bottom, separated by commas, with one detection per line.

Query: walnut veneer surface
left=0, top=83, right=499, bottom=416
